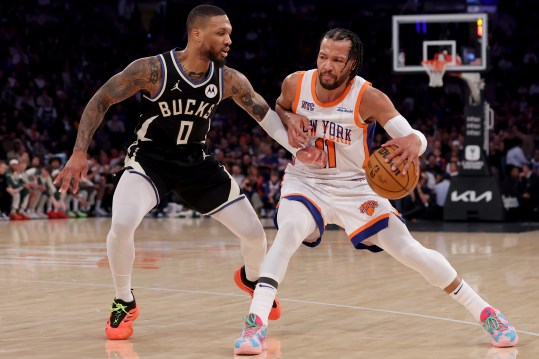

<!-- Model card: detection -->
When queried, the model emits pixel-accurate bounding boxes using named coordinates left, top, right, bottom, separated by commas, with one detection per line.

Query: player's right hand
left=296, top=146, right=327, bottom=168
left=53, top=151, right=89, bottom=194
left=285, top=112, right=311, bottom=148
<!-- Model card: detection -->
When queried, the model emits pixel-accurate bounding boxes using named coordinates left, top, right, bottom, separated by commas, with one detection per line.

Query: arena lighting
left=477, top=18, right=483, bottom=37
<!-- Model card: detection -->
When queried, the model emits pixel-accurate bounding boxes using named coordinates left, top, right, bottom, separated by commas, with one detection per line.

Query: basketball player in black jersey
left=54, top=4, right=326, bottom=341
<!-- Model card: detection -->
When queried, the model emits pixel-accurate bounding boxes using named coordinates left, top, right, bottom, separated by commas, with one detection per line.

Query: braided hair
left=320, top=28, right=364, bottom=81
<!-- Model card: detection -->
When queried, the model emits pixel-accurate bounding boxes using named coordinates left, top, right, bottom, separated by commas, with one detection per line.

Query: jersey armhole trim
left=292, top=71, right=306, bottom=113
left=142, top=55, right=167, bottom=102
left=353, top=81, right=372, bottom=128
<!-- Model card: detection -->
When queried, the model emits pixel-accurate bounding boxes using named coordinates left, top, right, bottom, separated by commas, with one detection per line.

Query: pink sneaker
left=480, top=307, right=518, bottom=348
left=234, top=313, right=267, bottom=355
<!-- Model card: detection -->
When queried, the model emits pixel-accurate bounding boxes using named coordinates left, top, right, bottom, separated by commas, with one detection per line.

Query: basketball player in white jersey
left=234, top=28, right=517, bottom=355
left=54, top=5, right=325, bottom=341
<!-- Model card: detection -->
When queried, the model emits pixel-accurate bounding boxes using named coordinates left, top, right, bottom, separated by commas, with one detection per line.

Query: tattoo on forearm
left=225, top=67, right=269, bottom=121
left=74, top=100, right=102, bottom=151
left=74, top=57, right=160, bottom=152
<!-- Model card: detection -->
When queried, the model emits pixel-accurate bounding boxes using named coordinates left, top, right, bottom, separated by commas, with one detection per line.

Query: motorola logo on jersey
left=205, top=84, right=218, bottom=98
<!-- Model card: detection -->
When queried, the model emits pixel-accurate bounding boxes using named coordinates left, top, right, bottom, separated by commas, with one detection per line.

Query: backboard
left=392, top=13, right=488, bottom=73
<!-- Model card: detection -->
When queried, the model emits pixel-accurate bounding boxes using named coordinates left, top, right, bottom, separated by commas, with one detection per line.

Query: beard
left=318, top=72, right=348, bottom=90
left=204, top=47, right=227, bottom=68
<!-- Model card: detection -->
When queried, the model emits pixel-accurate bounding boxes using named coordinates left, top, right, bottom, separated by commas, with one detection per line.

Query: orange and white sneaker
left=234, top=266, right=281, bottom=320
left=481, top=307, right=518, bottom=348
left=105, top=294, right=140, bottom=340
left=234, top=313, right=267, bottom=355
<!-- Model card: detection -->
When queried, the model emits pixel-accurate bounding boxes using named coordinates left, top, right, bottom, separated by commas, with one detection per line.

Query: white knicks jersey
left=286, top=69, right=376, bottom=181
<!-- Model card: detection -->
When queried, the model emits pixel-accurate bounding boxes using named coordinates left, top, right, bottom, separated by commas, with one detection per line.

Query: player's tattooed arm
left=223, top=66, right=269, bottom=122
left=73, top=56, right=161, bottom=152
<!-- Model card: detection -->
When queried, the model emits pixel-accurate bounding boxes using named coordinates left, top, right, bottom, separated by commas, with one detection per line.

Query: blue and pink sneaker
left=480, top=307, right=518, bottom=347
left=234, top=313, right=267, bottom=355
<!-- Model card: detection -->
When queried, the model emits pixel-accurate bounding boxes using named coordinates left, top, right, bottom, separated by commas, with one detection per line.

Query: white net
left=421, top=60, right=447, bottom=87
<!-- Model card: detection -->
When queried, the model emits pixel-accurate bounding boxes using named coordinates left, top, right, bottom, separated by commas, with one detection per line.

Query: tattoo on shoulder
left=106, top=57, right=160, bottom=100
left=148, top=57, right=159, bottom=84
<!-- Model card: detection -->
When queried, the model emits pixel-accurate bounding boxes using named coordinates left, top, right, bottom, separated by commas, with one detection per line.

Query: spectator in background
left=257, top=141, right=279, bottom=180
left=230, top=164, right=245, bottom=187
left=500, top=165, right=523, bottom=221
left=107, top=114, right=126, bottom=150
left=38, top=166, right=69, bottom=219
left=445, top=140, right=463, bottom=163
left=401, top=171, right=435, bottom=222
left=242, top=165, right=264, bottom=216
left=530, top=148, right=539, bottom=174
left=433, top=170, right=451, bottom=220
left=505, top=138, right=529, bottom=170
left=0, top=161, right=11, bottom=220
left=519, top=164, right=539, bottom=220
left=5, top=159, right=29, bottom=220
left=277, top=148, right=290, bottom=174
left=36, top=96, right=58, bottom=125
left=261, top=170, right=281, bottom=218
left=6, top=139, right=27, bottom=162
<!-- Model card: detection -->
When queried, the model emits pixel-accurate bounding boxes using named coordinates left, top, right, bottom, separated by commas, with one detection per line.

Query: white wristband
left=258, top=109, right=298, bottom=156
left=383, top=114, right=427, bottom=155
left=411, top=129, right=427, bottom=155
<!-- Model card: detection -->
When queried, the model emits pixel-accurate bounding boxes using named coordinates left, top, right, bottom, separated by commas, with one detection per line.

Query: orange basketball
left=365, top=145, right=419, bottom=200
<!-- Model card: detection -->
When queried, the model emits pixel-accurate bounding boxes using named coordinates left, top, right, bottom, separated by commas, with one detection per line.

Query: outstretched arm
left=275, top=72, right=311, bottom=148
left=55, top=56, right=162, bottom=193
left=223, top=67, right=326, bottom=168
left=360, top=86, right=427, bottom=175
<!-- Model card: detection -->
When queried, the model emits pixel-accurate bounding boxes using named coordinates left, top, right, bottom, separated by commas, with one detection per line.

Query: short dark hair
left=320, top=28, right=364, bottom=80
left=186, top=5, right=227, bottom=32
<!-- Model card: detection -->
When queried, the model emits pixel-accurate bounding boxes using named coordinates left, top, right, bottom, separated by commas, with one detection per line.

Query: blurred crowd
left=0, top=0, right=538, bottom=222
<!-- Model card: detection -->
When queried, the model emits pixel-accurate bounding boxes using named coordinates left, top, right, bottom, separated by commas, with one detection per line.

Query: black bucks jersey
left=123, top=49, right=244, bottom=215
left=135, top=48, right=223, bottom=148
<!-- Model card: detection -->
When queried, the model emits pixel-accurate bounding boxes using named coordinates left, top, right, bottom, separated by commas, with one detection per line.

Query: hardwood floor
left=1, top=217, right=537, bottom=358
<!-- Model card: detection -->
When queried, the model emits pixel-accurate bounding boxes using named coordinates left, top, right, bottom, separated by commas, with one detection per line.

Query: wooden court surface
left=1, top=217, right=538, bottom=359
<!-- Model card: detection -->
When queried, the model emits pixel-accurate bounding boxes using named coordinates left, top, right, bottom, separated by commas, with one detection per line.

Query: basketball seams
left=371, top=152, right=409, bottom=193
left=366, top=146, right=419, bottom=199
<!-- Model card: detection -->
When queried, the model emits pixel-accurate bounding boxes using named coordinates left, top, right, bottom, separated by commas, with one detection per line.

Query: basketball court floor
left=1, top=217, right=538, bottom=358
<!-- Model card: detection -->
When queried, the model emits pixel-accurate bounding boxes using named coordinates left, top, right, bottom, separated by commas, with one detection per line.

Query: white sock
left=449, top=280, right=490, bottom=321
left=112, top=275, right=134, bottom=302
left=249, top=283, right=277, bottom=326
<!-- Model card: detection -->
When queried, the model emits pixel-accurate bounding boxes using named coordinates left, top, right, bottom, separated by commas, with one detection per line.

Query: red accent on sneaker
left=234, top=267, right=281, bottom=320
left=105, top=305, right=140, bottom=340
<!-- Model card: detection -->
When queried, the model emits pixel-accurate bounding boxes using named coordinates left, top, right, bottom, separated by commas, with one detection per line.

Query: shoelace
left=483, top=313, right=508, bottom=333
left=110, top=302, right=130, bottom=325
left=242, top=313, right=261, bottom=337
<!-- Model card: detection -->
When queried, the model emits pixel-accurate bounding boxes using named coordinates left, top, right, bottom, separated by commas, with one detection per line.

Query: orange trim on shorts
left=292, top=71, right=306, bottom=113
left=310, top=70, right=353, bottom=108
left=348, top=212, right=390, bottom=240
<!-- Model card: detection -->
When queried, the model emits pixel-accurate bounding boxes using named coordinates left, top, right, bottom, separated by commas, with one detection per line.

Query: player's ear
left=192, top=27, right=201, bottom=42
left=350, top=60, right=358, bottom=72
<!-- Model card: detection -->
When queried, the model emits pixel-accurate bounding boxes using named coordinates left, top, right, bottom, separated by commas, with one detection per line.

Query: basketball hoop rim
left=421, top=59, right=447, bottom=72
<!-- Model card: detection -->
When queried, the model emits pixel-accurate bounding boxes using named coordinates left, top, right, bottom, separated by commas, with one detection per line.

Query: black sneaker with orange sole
left=105, top=292, right=140, bottom=340
left=234, top=266, right=281, bottom=320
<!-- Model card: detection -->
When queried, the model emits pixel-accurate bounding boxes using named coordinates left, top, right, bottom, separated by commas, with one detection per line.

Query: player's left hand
left=296, top=146, right=327, bottom=168
left=381, top=134, right=421, bottom=175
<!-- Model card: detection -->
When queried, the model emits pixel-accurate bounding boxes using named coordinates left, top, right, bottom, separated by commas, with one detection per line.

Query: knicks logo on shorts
left=359, top=200, right=378, bottom=216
